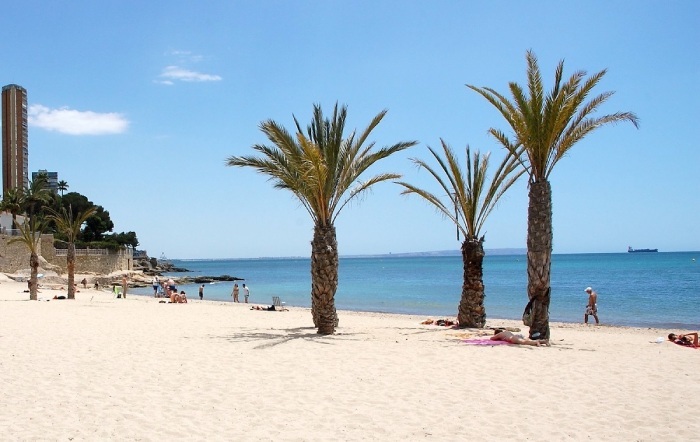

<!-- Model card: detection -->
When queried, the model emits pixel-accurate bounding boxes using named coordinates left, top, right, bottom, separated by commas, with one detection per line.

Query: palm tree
left=0, top=188, right=26, bottom=230
left=397, top=140, right=524, bottom=327
left=467, top=50, right=639, bottom=339
left=24, top=178, right=51, bottom=224
left=9, top=218, right=43, bottom=301
left=57, top=180, right=69, bottom=197
left=47, top=205, right=97, bottom=299
left=227, top=103, right=416, bottom=334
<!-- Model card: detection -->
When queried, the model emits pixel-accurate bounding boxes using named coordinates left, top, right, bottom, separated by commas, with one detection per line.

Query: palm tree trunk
left=29, top=252, right=39, bottom=301
left=527, top=179, right=552, bottom=339
left=457, top=236, right=486, bottom=328
left=310, top=224, right=339, bottom=335
left=67, top=244, right=76, bottom=299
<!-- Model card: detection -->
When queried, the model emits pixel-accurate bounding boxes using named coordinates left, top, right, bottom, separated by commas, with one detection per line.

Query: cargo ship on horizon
left=628, top=246, right=658, bottom=253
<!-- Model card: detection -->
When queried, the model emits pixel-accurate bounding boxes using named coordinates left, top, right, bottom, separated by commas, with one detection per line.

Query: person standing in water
left=243, top=283, right=250, bottom=303
left=199, top=284, right=205, bottom=300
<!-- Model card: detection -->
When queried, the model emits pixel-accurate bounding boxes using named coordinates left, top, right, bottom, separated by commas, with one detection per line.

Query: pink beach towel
left=462, top=338, right=510, bottom=346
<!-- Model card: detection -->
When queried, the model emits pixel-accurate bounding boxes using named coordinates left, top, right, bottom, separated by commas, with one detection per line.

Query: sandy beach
left=1, top=278, right=698, bottom=441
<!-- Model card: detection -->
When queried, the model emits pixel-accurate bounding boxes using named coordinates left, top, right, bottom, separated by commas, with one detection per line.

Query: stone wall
left=0, top=233, right=41, bottom=273
left=50, top=253, right=132, bottom=275
left=0, top=234, right=132, bottom=275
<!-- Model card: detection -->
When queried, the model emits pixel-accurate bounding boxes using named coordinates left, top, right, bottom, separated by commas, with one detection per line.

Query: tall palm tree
left=0, top=188, right=26, bottom=230
left=47, top=204, right=97, bottom=299
left=57, top=180, right=69, bottom=197
left=467, top=50, right=638, bottom=339
left=227, top=103, right=416, bottom=334
left=397, top=140, right=524, bottom=327
left=9, top=218, right=43, bottom=301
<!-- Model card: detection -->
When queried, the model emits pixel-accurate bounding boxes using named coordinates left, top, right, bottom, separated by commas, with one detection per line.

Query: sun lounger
left=272, top=296, right=287, bottom=311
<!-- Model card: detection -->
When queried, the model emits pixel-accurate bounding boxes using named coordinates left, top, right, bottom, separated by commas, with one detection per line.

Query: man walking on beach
left=243, top=283, right=250, bottom=303
left=199, top=284, right=205, bottom=300
left=584, top=287, right=599, bottom=324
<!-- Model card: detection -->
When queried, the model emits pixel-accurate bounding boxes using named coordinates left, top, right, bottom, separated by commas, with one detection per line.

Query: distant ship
left=628, top=246, right=658, bottom=253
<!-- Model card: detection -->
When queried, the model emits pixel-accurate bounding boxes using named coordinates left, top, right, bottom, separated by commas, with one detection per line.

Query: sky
left=1, top=1, right=698, bottom=259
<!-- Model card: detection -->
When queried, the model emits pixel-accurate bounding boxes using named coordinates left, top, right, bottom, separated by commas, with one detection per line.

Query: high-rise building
left=2, top=84, right=29, bottom=193
left=32, top=169, right=59, bottom=194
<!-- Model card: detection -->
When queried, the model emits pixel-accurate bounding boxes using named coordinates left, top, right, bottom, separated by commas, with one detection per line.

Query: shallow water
left=132, top=252, right=700, bottom=329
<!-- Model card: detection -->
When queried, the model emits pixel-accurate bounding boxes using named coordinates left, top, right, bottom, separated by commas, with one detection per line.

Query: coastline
left=2, top=278, right=699, bottom=440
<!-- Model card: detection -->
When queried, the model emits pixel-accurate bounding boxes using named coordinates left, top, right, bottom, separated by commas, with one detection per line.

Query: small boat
left=628, top=246, right=658, bottom=253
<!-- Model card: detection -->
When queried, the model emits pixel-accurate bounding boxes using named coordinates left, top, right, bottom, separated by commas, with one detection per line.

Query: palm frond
left=227, top=103, right=416, bottom=227
left=397, top=140, right=524, bottom=240
left=468, top=50, right=639, bottom=182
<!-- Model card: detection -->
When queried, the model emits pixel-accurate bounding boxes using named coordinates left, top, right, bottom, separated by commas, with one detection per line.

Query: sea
left=132, top=252, right=700, bottom=330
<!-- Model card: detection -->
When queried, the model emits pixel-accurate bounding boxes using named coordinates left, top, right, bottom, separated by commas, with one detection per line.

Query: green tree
left=9, top=218, right=43, bottom=301
left=60, top=192, right=114, bottom=241
left=397, top=140, right=523, bottom=327
left=47, top=205, right=97, bottom=299
left=227, top=103, right=416, bottom=334
left=57, top=180, right=69, bottom=197
left=0, top=188, right=25, bottom=230
left=467, top=50, right=638, bottom=339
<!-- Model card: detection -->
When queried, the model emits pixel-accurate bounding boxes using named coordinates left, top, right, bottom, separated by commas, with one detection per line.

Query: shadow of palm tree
left=214, top=326, right=366, bottom=349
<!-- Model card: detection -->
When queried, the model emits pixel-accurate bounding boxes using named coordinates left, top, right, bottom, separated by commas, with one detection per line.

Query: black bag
left=522, top=298, right=535, bottom=326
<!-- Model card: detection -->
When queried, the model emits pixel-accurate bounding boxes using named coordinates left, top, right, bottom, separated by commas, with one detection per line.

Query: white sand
left=1, top=280, right=698, bottom=441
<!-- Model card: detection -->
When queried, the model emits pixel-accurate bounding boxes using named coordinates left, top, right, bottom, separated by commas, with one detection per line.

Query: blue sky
left=2, top=1, right=698, bottom=259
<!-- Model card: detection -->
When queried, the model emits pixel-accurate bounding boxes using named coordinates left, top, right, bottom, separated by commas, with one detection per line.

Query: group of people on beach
left=150, top=276, right=187, bottom=303
left=230, top=283, right=249, bottom=303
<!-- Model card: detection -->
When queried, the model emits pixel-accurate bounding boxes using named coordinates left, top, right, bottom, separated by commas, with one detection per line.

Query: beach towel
left=462, top=338, right=510, bottom=346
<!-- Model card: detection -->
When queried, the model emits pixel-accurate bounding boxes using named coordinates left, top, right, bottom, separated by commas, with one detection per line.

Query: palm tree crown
left=467, top=50, right=639, bottom=183
left=227, top=103, right=416, bottom=226
left=397, top=140, right=523, bottom=240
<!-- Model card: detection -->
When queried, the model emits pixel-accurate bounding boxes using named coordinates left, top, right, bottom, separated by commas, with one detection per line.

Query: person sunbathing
left=491, top=329, right=549, bottom=346
left=668, top=332, right=698, bottom=347
left=251, top=305, right=276, bottom=311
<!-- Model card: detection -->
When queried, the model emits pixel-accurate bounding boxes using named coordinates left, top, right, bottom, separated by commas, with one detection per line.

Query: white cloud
left=158, top=65, right=222, bottom=83
left=28, top=105, right=129, bottom=135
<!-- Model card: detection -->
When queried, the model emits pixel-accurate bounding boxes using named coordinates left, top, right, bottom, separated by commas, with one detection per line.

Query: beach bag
left=522, top=298, right=535, bottom=326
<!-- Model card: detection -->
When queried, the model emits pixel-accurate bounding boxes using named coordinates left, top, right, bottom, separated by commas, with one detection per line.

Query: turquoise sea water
left=132, top=252, right=700, bottom=329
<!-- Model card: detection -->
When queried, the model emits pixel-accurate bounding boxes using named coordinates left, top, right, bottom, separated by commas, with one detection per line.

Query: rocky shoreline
left=127, top=256, right=245, bottom=288
left=3, top=255, right=244, bottom=291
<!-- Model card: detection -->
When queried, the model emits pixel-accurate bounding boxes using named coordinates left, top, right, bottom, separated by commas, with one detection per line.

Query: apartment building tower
left=2, top=84, right=29, bottom=193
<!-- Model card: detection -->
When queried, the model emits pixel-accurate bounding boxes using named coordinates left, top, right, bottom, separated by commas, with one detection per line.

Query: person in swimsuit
left=232, top=283, right=239, bottom=302
left=491, top=329, right=549, bottom=346
left=584, top=287, right=599, bottom=324
left=668, top=332, right=698, bottom=347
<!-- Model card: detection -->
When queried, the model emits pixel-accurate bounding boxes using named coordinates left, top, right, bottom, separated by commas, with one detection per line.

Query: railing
left=55, top=248, right=133, bottom=257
